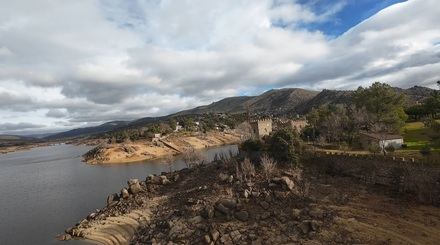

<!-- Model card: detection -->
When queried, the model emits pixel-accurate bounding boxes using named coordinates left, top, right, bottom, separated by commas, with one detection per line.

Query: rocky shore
left=83, top=132, right=242, bottom=164
left=61, top=155, right=440, bottom=244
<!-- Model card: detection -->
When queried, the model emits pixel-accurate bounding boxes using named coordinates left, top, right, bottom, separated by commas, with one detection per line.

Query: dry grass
left=240, top=157, right=256, bottom=182
left=260, top=154, right=277, bottom=181
left=182, top=148, right=205, bottom=168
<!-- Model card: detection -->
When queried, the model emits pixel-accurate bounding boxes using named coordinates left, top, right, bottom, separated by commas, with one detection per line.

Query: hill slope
left=45, top=121, right=129, bottom=140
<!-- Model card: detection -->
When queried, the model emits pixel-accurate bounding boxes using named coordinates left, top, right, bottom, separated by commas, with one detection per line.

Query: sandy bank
left=84, top=131, right=242, bottom=164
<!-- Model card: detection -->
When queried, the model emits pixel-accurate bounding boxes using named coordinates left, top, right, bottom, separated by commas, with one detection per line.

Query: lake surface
left=0, top=144, right=238, bottom=245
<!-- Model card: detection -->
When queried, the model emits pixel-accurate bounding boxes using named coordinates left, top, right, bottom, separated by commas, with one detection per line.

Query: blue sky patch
left=299, top=0, right=407, bottom=37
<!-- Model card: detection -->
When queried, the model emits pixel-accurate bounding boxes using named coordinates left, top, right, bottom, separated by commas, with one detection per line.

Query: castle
left=250, top=119, right=272, bottom=139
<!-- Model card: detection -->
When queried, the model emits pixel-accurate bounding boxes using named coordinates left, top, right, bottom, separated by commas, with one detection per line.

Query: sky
left=1, top=0, right=440, bottom=135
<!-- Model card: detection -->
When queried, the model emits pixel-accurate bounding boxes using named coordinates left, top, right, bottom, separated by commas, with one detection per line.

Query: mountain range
left=45, top=85, right=434, bottom=140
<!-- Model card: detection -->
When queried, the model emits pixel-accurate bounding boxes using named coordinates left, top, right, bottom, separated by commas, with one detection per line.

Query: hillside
left=174, top=88, right=318, bottom=116
left=45, top=121, right=129, bottom=140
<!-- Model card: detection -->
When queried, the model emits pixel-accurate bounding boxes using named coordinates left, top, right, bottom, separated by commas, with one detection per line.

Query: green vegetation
left=402, top=121, right=440, bottom=151
left=240, top=128, right=301, bottom=168
left=306, top=82, right=408, bottom=148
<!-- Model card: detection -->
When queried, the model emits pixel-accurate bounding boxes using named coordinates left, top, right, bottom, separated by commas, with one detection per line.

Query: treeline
left=303, top=82, right=408, bottom=148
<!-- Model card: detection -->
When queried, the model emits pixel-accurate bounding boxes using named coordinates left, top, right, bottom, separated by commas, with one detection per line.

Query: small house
left=175, top=122, right=183, bottom=132
left=359, top=132, right=404, bottom=149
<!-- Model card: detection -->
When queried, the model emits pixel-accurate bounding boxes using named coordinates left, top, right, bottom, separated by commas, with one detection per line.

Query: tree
left=268, top=129, right=300, bottom=167
left=353, top=82, right=408, bottom=134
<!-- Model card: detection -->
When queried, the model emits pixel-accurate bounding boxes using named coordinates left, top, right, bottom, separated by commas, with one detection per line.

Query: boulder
left=56, top=234, right=72, bottom=241
left=201, top=206, right=214, bottom=219
left=188, top=215, right=204, bottom=224
left=128, top=179, right=142, bottom=194
left=260, top=201, right=270, bottom=210
left=160, top=175, right=170, bottom=185
left=214, top=203, right=230, bottom=215
left=309, top=208, right=324, bottom=219
left=298, top=221, right=311, bottom=234
left=235, top=211, right=249, bottom=221
left=217, top=199, right=237, bottom=209
left=219, top=173, right=229, bottom=182
left=121, top=188, right=130, bottom=199
left=210, top=230, right=220, bottom=242
left=106, top=193, right=119, bottom=207
left=280, top=176, right=295, bottom=191
left=291, top=208, right=301, bottom=220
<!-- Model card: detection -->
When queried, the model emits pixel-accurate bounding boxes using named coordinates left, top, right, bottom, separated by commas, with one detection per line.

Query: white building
left=359, top=132, right=404, bottom=149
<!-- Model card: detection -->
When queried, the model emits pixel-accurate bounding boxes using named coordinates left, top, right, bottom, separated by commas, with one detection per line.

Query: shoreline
left=83, top=131, right=243, bottom=165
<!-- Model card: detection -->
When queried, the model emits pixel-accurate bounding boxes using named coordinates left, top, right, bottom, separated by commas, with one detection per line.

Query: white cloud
left=0, top=0, right=439, bottom=134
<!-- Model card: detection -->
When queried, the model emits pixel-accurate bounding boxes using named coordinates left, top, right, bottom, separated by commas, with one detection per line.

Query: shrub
left=240, top=139, right=264, bottom=152
left=183, top=148, right=205, bottom=168
left=268, top=129, right=300, bottom=167
left=384, top=145, right=395, bottom=154
left=260, top=154, right=277, bottom=181
left=240, top=157, right=256, bottom=182
left=368, top=143, right=382, bottom=154
left=420, top=145, right=432, bottom=156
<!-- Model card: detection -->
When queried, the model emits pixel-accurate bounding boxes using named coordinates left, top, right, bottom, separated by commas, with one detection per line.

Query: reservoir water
left=0, top=144, right=238, bottom=245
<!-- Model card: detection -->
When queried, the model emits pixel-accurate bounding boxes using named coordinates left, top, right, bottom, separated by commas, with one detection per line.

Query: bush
left=240, top=157, right=256, bottom=182
left=260, top=154, right=277, bottom=181
left=384, top=145, right=395, bottom=154
left=240, top=139, right=264, bottom=152
left=183, top=148, right=205, bottom=168
left=368, top=143, right=382, bottom=154
left=268, top=129, right=300, bottom=167
left=420, top=145, right=432, bottom=156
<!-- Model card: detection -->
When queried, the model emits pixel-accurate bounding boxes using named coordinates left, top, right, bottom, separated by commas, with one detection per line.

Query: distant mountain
left=175, top=88, right=319, bottom=116
left=0, top=135, right=35, bottom=141
left=44, top=86, right=434, bottom=139
left=45, top=121, right=129, bottom=140
left=295, top=89, right=354, bottom=114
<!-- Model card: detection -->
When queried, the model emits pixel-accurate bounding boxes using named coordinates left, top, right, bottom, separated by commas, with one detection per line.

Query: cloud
left=0, top=122, right=45, bottom=132
left=0, top=0, right=439, bottom=134
left=46, top=109, right=67, bottom=118
left=282, top=0, right=440, bottom=89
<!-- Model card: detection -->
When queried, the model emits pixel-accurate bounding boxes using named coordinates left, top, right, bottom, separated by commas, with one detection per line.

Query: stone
left=56, top=234, right=72, bottom=241
left=219, top=173, right=229, bottom=182
left=121, top=188, right=130, bottom=199
left=128, top=179, right=142, bottom=194
left=260, top=212, right=271, bottom=220
left=215, top=203, right=230, bottom=215
left=211, top=230, right=220, bottom=241
left=204, top=234, right=211, bottom=244
left=292, top=208, right=301, bottom=220
left=280, top=176, right=295, bottom=191
left=244, top=189, right=251, bottom=199
left=217, top=199, right=237, bottom=209
left=188, top=215, right=204, bottom=224
left=173, top=174, right=180, bottom=182
left=160, top=175, right=170, bottom=185
left=235, top=211, right=249, bottom=221
left=298, top=221, right=311, bottom=234
left=201, top=206, right=214, bottom=219
left=106, top=193, right=119, bottom=207
left=260, top=201, right=270, bottom=210
left=309, top=208, right=324, bottom=219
